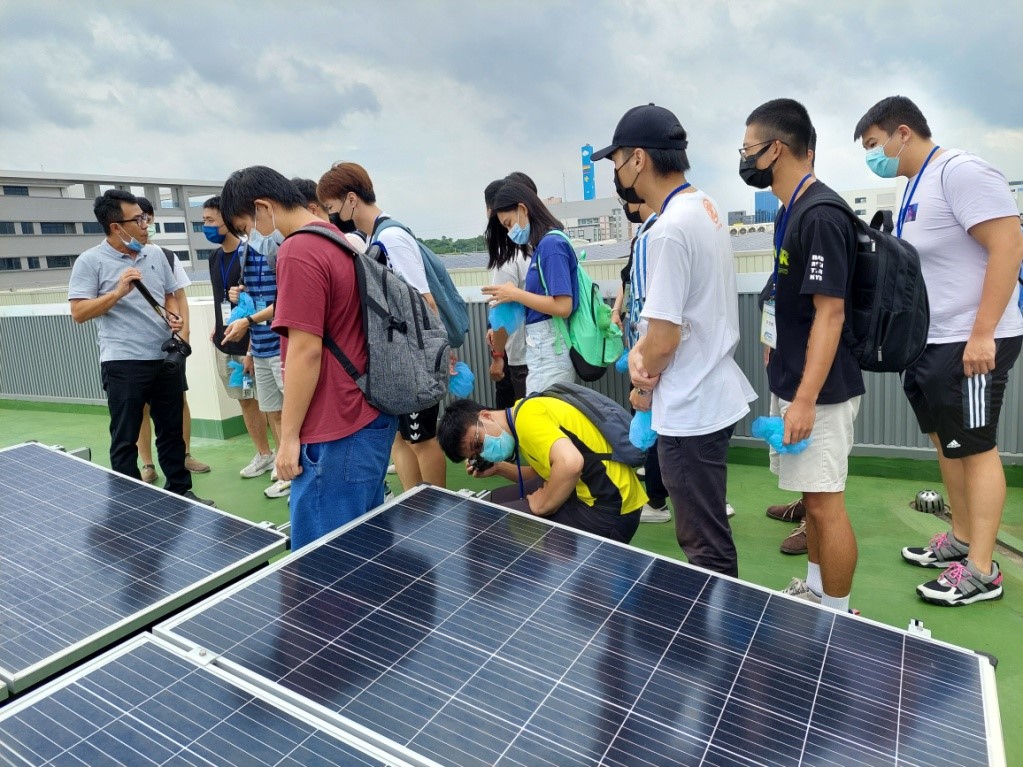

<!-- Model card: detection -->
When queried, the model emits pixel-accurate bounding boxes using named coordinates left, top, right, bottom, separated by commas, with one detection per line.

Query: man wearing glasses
left=69, top=189, right=213, bottom=505
left=437, top=397, right=647, bottom=543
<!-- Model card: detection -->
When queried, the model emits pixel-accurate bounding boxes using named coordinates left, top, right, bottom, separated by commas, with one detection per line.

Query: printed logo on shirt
left=904, top=203, right=918, bottom=224
left=777, top=248, right=790, bottom=276
left=809, top=253, right=825, bottom=282
left=703, top=199, right=722, bottom=230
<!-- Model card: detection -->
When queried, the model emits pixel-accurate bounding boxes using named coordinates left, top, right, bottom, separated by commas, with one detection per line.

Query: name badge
left=254, top=299, right=268, bottom=313
left=760, top=300, right=777, bottom=350
left=220, top=301, right=232, bottom=322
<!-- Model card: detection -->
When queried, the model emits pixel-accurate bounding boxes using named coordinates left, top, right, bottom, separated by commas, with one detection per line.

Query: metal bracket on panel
left=186, top=646, right=218, bottom=666
left=455, top=489, right=476, bottom=498
left=907, top=618, right=931, bottom=639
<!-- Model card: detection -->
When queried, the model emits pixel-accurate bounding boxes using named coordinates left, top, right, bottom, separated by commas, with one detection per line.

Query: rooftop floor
left=2, top=402, right=1021, bottom=760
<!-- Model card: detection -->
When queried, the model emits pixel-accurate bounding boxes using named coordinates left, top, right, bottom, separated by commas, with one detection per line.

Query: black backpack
left=788, top=194, right=930, bottom=373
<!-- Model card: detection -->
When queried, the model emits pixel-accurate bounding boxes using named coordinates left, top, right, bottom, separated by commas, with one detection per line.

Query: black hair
left=203, top=195, right=221, bottom=211
left=853, top=95, right=932, bottom=141
left=620, top=131, right=691, bottom=176
left=291, top=177, right=320, bottom=207
left=437, top=399, right=487, bottom=462
left=489, top=181, right=564, bottom=263
left=504, top=171, right=537, bottom=194
left=745, top=98, right=814, bottom=158
left=93, top=189, right=138, bottom=235
left=219, top=166, right=306, bottom=236
left=136, top=196, right=155, bottom=216
left=484, top=179, right=504, bottom=212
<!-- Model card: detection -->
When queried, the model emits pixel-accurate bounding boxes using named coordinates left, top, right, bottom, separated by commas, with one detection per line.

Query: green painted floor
left=2, top=405, right=1022, bottom=762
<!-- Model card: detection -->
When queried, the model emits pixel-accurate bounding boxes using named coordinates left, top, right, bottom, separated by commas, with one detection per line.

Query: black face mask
left=623, top=204, right=644, bottom=224
left=613, top=154, right=643, bottom=204
left=329, top=211, right=357, bottom=234
left=739, top=143, right=777, bottom=189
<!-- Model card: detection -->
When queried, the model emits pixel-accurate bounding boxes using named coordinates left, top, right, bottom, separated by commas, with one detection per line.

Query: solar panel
left=156, top=486, right=1005, bottom=767
left=0, top=442, right=287, bottom=693
left=0, top=635, right=416, bottom=767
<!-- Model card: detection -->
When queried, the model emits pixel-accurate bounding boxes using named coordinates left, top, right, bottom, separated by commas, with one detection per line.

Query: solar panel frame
left=155, top=485, right=1006, bottom=767
left=0, top=442, right=288, bottom=693
left=0, top=634, right=422, bottom=767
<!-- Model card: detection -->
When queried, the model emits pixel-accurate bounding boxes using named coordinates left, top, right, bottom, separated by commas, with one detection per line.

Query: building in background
left=545, top=197, right=627, bottom=243
left=754, top=190, right=779, bottom=224
left=837, top=185, right=898, bottom=220
left=0, top=171, right=221, bottom=290
left=581, top=145, right=595, bottom=201
left=1008, top=179, right=1023, bottom=217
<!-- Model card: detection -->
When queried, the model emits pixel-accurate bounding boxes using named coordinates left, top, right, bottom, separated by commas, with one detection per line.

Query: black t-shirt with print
left=209, top=245, right=250, bottom=356
left=768, top=180, right=865, bottom=404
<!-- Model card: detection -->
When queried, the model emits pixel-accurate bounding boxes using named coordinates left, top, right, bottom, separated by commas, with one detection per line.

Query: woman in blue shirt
left=483, top=181, right=578, bottom=393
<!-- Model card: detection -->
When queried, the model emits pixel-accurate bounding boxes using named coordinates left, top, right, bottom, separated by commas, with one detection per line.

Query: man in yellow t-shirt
left=438, top=397, right=646, bottom=542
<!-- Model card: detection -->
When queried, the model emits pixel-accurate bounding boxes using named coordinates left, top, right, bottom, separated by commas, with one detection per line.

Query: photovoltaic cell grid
left=0, top=636, right=406, bottom=767
left=0, top=443, right=287, bottom=692
left=158, top=486, right=1002, bottom=767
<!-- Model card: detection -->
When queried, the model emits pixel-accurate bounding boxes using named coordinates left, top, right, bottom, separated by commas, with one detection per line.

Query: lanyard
left=772, top=173, right=813, bottom=296
left=659, top=183, right=691, bottom=215
left=897, top=145, right=940, bottom=238
left=220, top=248, right=238, bottom=292
left=505, top=407, right=525, bottom=499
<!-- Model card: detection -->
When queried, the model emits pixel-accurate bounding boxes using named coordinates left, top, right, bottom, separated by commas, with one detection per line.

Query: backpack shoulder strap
left=370, top=215, right=399, bottom=241
left=869, top=209, right=895, bottom=233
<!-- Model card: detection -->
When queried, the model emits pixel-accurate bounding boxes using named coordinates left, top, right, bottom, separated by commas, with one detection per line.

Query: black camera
left=468, top=455, right=494, bottom=473
left=161, top=334, right=192, bottom=374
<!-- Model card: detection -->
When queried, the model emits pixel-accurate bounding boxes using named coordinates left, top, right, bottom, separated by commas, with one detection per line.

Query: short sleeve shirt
left=208, top=244, right=250, bottom=356
left=373, top=217, right=430, bottom=295
left=512, top=396, right=647, bottom=515
left=272, top=221, right=379, bottom=444
left=768, top=181, right=865, bottom=404
left=68, top=241, right=184, bottom=362
left=524, top=233, right=578, bottom=325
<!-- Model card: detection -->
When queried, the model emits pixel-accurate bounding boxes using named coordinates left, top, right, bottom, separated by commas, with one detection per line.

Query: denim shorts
left=524, top=319, right=575, bottom=394
left=289, top=413, right=398, bottom=549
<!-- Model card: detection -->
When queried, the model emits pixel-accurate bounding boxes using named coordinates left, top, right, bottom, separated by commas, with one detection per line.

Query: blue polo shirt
left=68, top=241, right=185, bottom=362
left=524, top=232, right=578, bottom=324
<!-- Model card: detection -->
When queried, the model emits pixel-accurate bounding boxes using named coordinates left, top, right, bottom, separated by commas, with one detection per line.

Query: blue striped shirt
left=626, top=213, right=658, bottom=348
left=241, top=247, right=280, bottom=358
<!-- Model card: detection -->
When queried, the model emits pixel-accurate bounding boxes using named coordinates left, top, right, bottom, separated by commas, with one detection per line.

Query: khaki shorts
left=769, top=394, right=860, bottom=493
left=214, top=348, right=256, bottom=401
left=253, top=354, right=284, bottom=413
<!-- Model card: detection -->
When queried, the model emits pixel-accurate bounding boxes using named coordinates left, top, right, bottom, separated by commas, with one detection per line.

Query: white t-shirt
left=900, top=150, right=1023, bottom=344
left=490, top=253, right=530, bottom=365
left=374, top=216, right=430, bottom=295
left=641, top=189, right=757, bottom=436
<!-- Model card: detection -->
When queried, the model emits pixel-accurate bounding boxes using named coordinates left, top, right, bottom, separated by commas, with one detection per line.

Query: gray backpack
left=290, top=225, right=448, bottom=416
left=515, top=382, right=645, bottom=467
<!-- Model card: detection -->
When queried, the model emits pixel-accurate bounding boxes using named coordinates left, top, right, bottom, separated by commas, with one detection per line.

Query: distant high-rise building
left=754, top=190, right=779, bottom=224
left=581, top=145, right=595, bottom=201
left=728, top=210, right=745, bottom=226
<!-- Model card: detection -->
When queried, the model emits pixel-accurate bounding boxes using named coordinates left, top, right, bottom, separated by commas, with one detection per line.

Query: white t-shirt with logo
left=900, top=150, right=1023, bottom=343
left=641, top=189, right=757, bottom=436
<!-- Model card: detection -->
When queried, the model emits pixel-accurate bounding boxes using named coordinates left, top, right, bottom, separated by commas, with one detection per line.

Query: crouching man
left=438, top=397, right=647, bottom=543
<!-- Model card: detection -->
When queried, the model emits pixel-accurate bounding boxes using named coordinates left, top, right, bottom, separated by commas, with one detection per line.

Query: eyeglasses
left=469, top=420, right=485, bottom=459
left=117, top=215, right=149, bottom=227
left=739, top=138, right=784, bottom=160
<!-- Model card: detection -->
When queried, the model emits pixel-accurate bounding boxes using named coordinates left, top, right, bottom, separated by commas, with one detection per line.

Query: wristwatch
left=245, top=315, right=255, bottom=326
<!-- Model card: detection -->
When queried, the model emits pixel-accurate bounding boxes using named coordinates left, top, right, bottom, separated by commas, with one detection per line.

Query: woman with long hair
left=483, top=181, right=577, bottom=393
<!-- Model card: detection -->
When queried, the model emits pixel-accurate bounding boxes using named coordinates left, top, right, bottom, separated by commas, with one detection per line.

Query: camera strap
left=132, top=279, right=177, bottom=333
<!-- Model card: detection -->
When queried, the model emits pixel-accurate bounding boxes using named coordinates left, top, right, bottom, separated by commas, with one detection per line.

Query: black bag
left=788, top=194, right=929, bottom=373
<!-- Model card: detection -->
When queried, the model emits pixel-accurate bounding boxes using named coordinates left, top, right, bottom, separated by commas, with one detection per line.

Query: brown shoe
left=185, top=453, right=211, bottom=473
left=766, top=498, right=806, bottom=522
left=780, top=520, right=808, bottom=555
left=140, top=464, right=157, bottom=484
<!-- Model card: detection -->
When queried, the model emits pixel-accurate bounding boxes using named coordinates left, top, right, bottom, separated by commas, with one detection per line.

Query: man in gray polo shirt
left=68, top=189, right=213, bottom=506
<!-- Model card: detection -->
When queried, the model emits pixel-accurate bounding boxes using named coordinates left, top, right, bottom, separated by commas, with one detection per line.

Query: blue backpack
left=371, top=218, right=470, bottom=348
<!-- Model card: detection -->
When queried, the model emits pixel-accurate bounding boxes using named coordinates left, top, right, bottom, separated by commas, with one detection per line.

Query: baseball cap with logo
left=591, top=103, right=689, bottom=161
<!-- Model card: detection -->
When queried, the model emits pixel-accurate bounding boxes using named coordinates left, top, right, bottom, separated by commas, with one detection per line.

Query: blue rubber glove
left=615, top=351, right=629, bottom=374
left=228, top=292, right=256, bottom=323
left=489, top=302, right=525, bottom=336
left=227, top=360, right=245, bottom=389
left=629, top=410, right=657, bottom=450
left=751, top=416, right=811, bottom=454
left=448, top=361, right=475, bottom=398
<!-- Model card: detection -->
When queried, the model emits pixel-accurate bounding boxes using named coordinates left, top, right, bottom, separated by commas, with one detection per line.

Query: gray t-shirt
left=68, top=241, right=186, bottom=362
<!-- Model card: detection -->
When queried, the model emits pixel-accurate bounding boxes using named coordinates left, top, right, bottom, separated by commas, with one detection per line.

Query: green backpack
left=536, top=231, right=624, bottom=382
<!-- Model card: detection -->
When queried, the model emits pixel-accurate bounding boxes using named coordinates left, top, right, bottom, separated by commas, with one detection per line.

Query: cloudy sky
left=1, top=0, right=1020, bottom=238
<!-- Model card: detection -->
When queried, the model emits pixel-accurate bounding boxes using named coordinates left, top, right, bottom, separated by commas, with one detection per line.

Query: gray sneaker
left=917, top=560, right=1003, bottom=606
left=640, top=502, right=671, bottom=523
left=901, top=531, right=968, bottom=568
left=182, top=490, right=216, bottom=508
left=264, top=479, right=291, bottom=498
left=240, top=452, right=275, bottom=479
left=781, top=577, right=821, bottom=604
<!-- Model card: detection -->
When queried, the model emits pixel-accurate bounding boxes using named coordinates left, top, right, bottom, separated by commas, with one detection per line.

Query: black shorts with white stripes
left=397, top=402, right=441, bottom=444
left=903, top=335, right=1022, bottom=458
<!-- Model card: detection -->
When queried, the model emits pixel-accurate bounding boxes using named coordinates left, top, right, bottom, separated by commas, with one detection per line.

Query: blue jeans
left=289, top=413, right=397, bottom=549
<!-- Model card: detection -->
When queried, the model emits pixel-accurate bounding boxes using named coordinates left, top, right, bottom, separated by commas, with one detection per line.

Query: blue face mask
left=480, top=427, right=516, bottom=463
left=507, top=210, right=530, bottom=246
left=119, top=234, right=143, bottom=253
left=203, top=224, right=226, bottom=244
left=865, top=133, right=904, bottom=178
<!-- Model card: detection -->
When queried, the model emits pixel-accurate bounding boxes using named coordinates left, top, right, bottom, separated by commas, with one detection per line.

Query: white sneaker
left=781, top=577, right=822, bottom=604
left=241, top=452, right=275, bottom=478
left=636, top=466, right=646, bottom=479
left=387, top=463, right=397, bottom=475
left=264, top=479, right=291, bottom=498
left=726, top=502, right=736, bottom=518
left=271, top=467, right=278, bottom=482
left=383, top=484, right=395, bottom=503
left=640, top=503, right=671, bottom=523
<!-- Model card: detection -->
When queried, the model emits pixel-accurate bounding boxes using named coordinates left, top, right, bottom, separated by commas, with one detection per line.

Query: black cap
left=591, top=103, right=688, bottom=161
